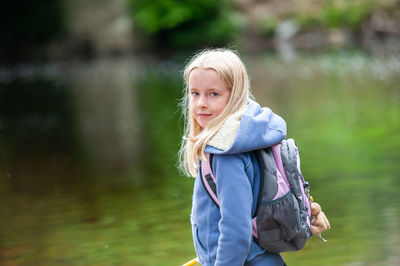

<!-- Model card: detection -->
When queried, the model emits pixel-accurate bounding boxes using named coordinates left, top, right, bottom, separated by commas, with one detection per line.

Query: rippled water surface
left=0, top=51, right=399, bottom=265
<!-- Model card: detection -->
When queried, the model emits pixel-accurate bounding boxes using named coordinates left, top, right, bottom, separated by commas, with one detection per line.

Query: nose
left=198, top=95, right=207, bottom=108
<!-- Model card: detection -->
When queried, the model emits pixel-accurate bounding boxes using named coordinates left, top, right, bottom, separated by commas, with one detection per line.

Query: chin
left=200, top=120, right=210, bottom=128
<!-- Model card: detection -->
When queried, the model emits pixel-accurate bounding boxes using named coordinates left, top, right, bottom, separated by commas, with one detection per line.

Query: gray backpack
left=200, top=139, right=312, bottom=253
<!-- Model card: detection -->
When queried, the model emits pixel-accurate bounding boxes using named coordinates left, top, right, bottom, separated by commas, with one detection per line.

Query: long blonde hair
left=178, top=48, right=253, bottom=177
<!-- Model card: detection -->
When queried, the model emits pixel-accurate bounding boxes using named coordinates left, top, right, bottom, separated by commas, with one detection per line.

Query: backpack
left=200, top=138, right=312, bottom=253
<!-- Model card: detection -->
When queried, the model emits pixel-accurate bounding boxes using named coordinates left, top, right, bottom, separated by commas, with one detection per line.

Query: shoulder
left=211, top=152, right=253, bottom=172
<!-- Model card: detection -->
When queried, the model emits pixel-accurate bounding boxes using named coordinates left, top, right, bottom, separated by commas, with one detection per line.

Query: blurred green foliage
left=259, top=16, right=279, bottom=37
left=129, top=0, right=242, bottom=49
left=296, top=0, right=380, bottom=30
left=259, top=0, right=398, bottom=35
left=319, top=0, right=374, bottom=28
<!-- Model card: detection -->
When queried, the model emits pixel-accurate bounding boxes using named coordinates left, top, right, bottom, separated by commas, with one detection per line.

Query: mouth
left=197, top=113, right=212, bottom=117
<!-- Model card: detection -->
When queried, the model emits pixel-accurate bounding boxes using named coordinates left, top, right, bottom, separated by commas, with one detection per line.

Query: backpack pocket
left=256, top=191, right=304, bottom=253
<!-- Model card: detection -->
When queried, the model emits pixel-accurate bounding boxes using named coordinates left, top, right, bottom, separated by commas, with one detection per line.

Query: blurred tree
left=129, top=0, right=241, bottom=50
left=0, top=0, right=65, bottom=61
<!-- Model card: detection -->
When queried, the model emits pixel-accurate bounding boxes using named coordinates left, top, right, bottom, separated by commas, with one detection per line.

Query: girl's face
left=189, top=68, right=231, bottom=128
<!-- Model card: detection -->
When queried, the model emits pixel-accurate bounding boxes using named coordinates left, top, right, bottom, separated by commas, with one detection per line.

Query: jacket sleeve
left=213, top=153, right=253, bottom=266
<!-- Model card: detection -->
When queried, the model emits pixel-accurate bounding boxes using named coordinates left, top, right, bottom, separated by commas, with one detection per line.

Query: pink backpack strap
left=200, top=152, right=219, bottom=206
left=199, top=151, right=263, bottom=239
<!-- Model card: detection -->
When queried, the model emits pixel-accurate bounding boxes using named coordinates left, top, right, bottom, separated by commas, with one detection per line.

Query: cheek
left=189, top=98, right=196, bottom=113
left=214, top=100, right=227, bottom=115
left=189, top=100, right=196, bottom=114
left=219, top=96, right=230, bottom=111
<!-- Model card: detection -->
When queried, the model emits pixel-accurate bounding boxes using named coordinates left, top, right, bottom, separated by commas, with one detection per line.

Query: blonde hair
left=179, top=48, right=253, bottom=177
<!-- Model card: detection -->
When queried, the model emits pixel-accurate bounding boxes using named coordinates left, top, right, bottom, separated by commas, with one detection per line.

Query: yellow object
left=182, top=257, right=199, bottom=266
left=310, top=195, right=314, bottom=202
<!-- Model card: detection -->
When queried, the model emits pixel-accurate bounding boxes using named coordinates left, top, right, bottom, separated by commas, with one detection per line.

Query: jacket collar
left=207, top=104, right=247, bottom=151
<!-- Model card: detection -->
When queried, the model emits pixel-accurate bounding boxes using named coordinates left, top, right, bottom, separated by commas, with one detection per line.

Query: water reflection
left=0, top=58, right=145, bottom=168
left=246, top=51, right=400, bottom=265
left=0, top=77, right=76, bottom=160
left=0, top=51, right=399, bottom=265
left=68, top=58, right=141, bottom=168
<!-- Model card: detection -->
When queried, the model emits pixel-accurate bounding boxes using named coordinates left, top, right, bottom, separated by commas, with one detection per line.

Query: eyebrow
left=190, top=87, right=222, bottom=91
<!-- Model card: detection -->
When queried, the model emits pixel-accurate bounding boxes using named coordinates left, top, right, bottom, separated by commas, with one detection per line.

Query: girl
left=179, top=48, right=329, bottom=266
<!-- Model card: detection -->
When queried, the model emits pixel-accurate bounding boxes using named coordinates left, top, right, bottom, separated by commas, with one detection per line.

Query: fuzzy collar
left=208, top=105, right=248, bottom=151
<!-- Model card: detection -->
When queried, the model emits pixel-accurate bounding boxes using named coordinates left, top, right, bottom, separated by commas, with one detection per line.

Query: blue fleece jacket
left=190, top=99, right=287, bottom=266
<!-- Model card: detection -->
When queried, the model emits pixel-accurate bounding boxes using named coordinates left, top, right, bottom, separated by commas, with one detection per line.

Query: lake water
left=0, top=50, right=399, bottom=265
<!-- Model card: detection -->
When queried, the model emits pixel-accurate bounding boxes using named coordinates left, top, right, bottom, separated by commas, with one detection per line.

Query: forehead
left=188, top=68, right=226, bottom=88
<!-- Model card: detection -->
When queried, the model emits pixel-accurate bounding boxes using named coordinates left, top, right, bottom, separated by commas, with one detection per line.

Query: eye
left=210, top=92, right=218, bottom=96
left=191, top=91, right=199, bottom=96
